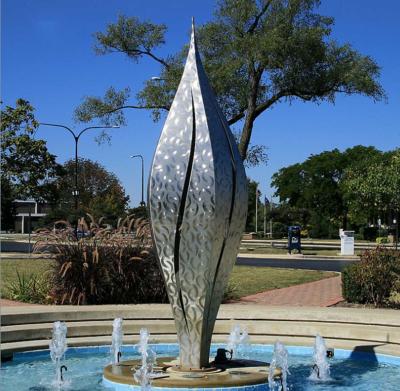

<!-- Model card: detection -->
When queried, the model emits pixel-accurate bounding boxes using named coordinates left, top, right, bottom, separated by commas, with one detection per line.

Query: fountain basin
left=103, top=357, right=282, bottom=390
left=1, top=344, right=399, bottom=390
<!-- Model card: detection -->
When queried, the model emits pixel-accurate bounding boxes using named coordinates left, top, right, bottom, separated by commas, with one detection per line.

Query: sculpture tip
left=190, top=17, right=196, bottom=47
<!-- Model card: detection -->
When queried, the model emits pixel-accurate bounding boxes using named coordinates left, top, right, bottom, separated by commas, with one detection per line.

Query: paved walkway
left=0, top=298, right=40, bottom=307
left=238, top=276, right=343, bottom=307
left=1, top=277, right=343, bottom=308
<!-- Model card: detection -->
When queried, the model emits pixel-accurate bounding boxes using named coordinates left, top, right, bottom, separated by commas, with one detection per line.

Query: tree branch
left=101, top=44, right=170, bottom=69
left=247, top=0, right=273, bottom=34
left=253, top=91, right=286, bottom=120
left=102, top=104, right=170, bottom=116
left=227, top=110, right=246, bottom=125
left=252, top=85, right=349, bottom=121
left=143, top=51, right=170, bottom=69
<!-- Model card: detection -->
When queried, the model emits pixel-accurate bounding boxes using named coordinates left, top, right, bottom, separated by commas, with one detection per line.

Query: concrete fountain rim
left=8, top=343, right=400, bottom=367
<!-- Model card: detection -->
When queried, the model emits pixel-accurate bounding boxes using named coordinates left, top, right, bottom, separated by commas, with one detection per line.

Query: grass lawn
left=1, top=259, right=337, bottom=302
left=1, top=259, right=54, bottom=298
left=228, top=266, right=337, bottom=299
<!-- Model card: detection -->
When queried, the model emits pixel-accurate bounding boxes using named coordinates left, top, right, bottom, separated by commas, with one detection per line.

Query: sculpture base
left=103, top=357, right=281, bottom=390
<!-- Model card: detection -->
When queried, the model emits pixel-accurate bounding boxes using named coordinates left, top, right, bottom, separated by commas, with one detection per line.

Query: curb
left=238, top=253, right=359, bottom=261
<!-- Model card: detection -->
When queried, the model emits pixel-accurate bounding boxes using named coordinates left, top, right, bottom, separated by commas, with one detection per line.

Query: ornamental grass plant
left=34, top=215, right=168, bottom=305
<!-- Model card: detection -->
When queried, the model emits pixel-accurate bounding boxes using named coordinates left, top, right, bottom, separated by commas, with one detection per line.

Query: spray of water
left=134, top=328, right=157, bottom=390
left=309, top=334, right=331, bottom=381
left=268, top=341, right=290, bottom=391
left=49, top=321, right=68, bottom=388
left=110, top=318, right=123, bottom=365
left=226, top=324, right=250, bottom=358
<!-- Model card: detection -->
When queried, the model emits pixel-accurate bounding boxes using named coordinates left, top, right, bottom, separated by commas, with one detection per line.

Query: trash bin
left=288, top=225, right=301, bottom=254
left=339, top=229, right=355, bottom=255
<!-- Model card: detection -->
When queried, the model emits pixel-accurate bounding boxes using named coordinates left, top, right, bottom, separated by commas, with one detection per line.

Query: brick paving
left=0, top=299, right=40, bottom=307
left=0, top=276, right=343, bottom=308
left=238, top=276, right=343, bottom=307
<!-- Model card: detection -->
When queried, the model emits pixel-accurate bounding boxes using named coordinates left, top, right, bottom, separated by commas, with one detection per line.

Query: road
left=2, top=241, right=355, bottom=272
left=236, top=256, right=355, bottom=272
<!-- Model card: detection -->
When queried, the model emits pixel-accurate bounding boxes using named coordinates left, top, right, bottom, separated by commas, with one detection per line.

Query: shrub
left=354, top=233, right=363, bottom=241
left=223, top=280, right=239, bottom=302
left=360, top=226, right=379, bottom=241
left=34, top=215, right=168, bottom=305
left=342, top=247, right=400, bottom=306
left=6, top=271, right=51, bottom=304
left=376, top=236, right=389, bottom=244
left=272, top=222, right=287, bottom=239
left=341, top=264, right=366, bottom=303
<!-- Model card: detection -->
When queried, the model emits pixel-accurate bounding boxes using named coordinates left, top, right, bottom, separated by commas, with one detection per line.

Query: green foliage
left=75, top=0, right=384, bottom=164
left=344, top=149, right=400, bottom=215
left=272, top=146, right=385, bottom=236
left=342, top=248, right=400, bottom=306
left=1, top=176, right=16, bottom=231
left=223, top=280, right=239, bottom=302
left=360, top=226, right=379, bottom=241
left=34, top=217, right=168, bottom=305
left=341, top=264, right=366, bottom=304
left=94, top=15, right=167, bottom=61
left=127, top=205, right=149, bottom=220
left=376, top=236, right=389, bottom=244
left=1, top=99, right=62, bottom=203
left=46, top=158, right=129, bottom=226
left=272, top=222, right=287, bottom=239
left=6, top=271, right=51, bottom=304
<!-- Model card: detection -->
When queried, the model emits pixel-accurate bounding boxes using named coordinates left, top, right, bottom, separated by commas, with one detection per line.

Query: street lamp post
left=39, top=123, right=119, bottom=233
left=130, top=155, right=145, bottom=207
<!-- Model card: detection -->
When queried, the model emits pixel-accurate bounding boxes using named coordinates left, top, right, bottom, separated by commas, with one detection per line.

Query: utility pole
left=130, top=155, right=145, bottom=207
left=270, top=196, right=273, bottom=239
left=263, top=196, right=267, bottom=237
left=39, top=123, right=119, bottom=236
left=255, top=185, right=258, bottom=233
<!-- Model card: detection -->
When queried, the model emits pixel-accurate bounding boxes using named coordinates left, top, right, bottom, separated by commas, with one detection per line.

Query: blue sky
left=2, top=0, right=399, bottom=206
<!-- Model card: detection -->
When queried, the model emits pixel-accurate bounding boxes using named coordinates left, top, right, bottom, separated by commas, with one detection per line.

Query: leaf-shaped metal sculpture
left=148, top=20, right=247, bottom=369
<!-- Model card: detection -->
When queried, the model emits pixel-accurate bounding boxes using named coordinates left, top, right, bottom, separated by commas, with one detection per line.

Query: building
left=13, top=199, right=51, bottom=233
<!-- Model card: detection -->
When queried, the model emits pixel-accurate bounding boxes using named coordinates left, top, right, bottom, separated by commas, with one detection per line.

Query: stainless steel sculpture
left=148, top=20, right=247, bottom=370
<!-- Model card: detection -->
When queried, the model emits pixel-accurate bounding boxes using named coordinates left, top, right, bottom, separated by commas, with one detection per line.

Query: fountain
left=227, top=324, right=250, bottom=359
left=102, top=18, right=282, bottom=390
left=49, top=321, right=68, bottom=388
left=110, top=318, right=123, bottom=365
left=309, top=334, right=332, bottom=381
left=133, top=328, right=157, bottom=390
left=268, top=341, right=290, bottom=391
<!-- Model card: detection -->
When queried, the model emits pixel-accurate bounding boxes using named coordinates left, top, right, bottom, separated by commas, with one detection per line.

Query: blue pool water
left=1, top=344, right=399, bottom=390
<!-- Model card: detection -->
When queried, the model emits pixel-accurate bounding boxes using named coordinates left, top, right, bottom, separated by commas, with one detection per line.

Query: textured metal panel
left=148, top=21, right=247, bottom=369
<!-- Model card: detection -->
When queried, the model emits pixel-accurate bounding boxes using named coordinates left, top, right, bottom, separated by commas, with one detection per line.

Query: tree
left=47, top=158, right=129, bottom=225
left=271, top=146, right=382, bottom=236
left=246, top=179, right=263, bottom=232
left=75, top=0, right=385, bottom=164
left=1, top=99, right=62, bottom=230
left=344, top=149, right=400, bottom=221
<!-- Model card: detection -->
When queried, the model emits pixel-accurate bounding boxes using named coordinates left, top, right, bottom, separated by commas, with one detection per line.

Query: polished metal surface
left=148, top=20, right=247, bottom=369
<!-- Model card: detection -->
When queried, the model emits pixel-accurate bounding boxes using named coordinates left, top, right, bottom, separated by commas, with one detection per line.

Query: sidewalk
left=1, top=252, right=54, bottom=259
left=1, top=276, right=343, bottom=308
left=238, top=252, right=359, bottom=261
left=1, top=251, right=358, bottom=261
left=0, top=298, right=40, bottom=307
left=238, top=275, right=343, bottom=307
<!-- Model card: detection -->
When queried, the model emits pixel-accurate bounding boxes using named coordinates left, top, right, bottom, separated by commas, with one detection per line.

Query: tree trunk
left=239, top=112, right=255, bottom=161
left=238, top=68, right=261, bottom=161
left=342, top=209, right=348, bottom=230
